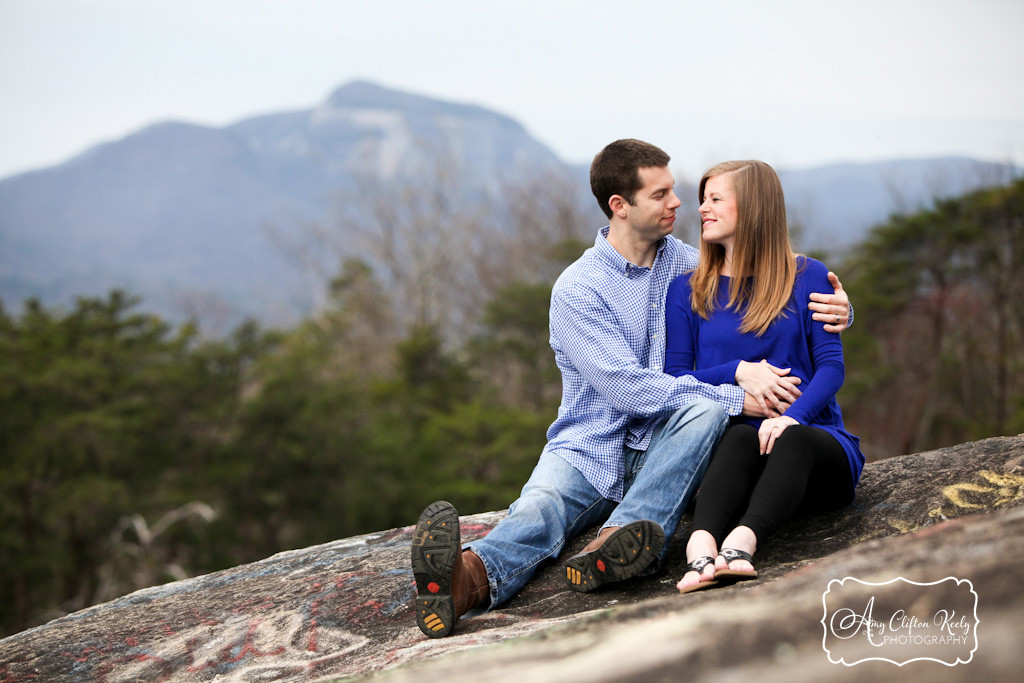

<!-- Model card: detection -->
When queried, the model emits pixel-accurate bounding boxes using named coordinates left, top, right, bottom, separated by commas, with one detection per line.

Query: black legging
left=692, top=423, right=854, bottom=544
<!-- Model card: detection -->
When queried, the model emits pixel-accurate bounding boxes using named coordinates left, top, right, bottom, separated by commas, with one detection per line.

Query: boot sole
left=563, top=520, right=664, bottom=593
left=411, top=500, right=461, bottom=637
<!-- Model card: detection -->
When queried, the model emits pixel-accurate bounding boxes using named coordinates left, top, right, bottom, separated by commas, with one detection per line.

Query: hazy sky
left=2, top=0, right=1022, bottom=181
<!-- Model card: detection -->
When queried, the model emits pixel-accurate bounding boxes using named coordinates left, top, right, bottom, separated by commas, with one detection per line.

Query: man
left=411, top=139, right=851, bottom=638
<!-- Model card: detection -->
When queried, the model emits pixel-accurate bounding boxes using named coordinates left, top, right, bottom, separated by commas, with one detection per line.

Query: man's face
left=623, top=166, right=681, bottom=240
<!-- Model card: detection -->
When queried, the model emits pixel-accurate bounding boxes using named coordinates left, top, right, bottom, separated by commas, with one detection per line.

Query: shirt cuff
left=720, top=384, right=744, bottom=416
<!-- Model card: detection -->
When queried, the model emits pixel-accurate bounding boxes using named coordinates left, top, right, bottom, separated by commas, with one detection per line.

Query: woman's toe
left=676, top=571, right=702, bottom=591
left=715, top=555, right=753, bottom=573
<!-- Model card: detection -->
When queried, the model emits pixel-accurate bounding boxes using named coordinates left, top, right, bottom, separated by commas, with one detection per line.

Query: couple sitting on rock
left=411, top=139, right=864, bottom=637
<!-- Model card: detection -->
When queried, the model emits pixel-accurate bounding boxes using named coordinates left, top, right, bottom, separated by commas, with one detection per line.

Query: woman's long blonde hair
left=690, top=160, right=796, bottom=336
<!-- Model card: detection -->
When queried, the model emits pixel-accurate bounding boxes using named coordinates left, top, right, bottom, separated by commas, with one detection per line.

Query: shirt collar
left=596, top=226, right=670, bottom=274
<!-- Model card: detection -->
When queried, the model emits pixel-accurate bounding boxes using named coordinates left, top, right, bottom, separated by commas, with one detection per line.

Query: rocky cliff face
left=2, top=435, right=1022, bottom=682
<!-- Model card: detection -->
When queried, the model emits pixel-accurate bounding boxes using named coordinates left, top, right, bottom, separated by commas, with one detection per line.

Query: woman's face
left=699, top=173, right=738, bottom=248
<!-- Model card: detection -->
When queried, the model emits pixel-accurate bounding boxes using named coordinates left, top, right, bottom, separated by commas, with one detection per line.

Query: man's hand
left=809, top=271, right=851, bottom=333
left=736, top=360, right=801, bottom=417
left=742, top=389, right=795, bottom=418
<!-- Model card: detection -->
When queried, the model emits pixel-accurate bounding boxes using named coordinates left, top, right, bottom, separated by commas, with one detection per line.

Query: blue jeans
left=465, top=398, right=727, bottom=613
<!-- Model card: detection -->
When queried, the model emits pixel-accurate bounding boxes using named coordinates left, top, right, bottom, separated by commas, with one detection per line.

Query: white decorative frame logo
left=821, top=576, right=979, bottom=666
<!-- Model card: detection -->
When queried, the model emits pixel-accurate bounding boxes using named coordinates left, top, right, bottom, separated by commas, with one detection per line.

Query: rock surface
left=376, top=505, right=1024, bottom=683
left=2, top=435, right=1023, bottom=682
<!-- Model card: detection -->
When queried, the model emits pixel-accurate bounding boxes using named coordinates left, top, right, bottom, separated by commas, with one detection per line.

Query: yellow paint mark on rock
left=977, top=470, right=1024, bottom=505
left=928, top=469, right=1024, bottom=519
left=886, top=519, right=918, bottom=534
left=941, top=482, right=993, bottom=509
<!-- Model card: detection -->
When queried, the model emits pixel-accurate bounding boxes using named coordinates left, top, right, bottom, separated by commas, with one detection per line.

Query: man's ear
left=609, top=194, right=629, bottom=219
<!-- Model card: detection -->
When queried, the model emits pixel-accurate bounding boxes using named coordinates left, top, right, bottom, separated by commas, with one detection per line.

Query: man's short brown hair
left=590, top=139, right=671, bottom=219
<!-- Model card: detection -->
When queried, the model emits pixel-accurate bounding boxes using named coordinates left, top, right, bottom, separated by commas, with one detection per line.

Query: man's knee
left=512, top=481, right=568, bottom=519
left=667, top=398, right=728, bottom=433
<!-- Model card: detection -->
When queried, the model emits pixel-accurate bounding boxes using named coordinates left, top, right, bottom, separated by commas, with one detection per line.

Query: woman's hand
left=809, top=271, right=851, bottom=333
left=736, top=360, right=802, bottom=417
left=758, top=416, right=799, bottom=455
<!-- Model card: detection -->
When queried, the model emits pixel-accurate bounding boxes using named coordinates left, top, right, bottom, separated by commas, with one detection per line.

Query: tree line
left=2, top=176, right=1021, bottom=637
left=837, top=176, right=1024, bottom=456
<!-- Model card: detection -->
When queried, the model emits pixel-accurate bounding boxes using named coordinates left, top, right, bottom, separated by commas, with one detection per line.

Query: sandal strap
left=686, top=555, right=716, bottom=573
left=719, top=548, right=754, bottom=564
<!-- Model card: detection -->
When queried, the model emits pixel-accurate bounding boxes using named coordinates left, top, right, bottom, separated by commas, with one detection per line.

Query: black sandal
left=715, top=547, right=758, bottom=582
left=677, top=555, right=720, bottom=594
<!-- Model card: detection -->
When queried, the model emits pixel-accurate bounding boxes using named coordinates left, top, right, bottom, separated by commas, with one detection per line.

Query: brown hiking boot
left=581, top=525, right=619, bottom=553
left=563, top=520, right=664, bottom=592
left=411, top=501, right=489, bottom=637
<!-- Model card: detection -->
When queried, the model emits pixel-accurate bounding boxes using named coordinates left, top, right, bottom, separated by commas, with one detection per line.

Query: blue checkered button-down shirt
left=543, top=228, right=744, bottom=501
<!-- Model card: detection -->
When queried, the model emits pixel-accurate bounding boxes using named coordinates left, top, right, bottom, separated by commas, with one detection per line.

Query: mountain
left=1, top=81, right=1018, bottom=327
left=1, top=120, right=304, bottom=324
left=0, top=81, right=571, bottom=327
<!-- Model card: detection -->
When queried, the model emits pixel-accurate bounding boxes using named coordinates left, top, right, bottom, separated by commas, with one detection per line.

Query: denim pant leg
left=605, top=398, right=728, bottom=563
left=465, top=452, right=615, bottom=613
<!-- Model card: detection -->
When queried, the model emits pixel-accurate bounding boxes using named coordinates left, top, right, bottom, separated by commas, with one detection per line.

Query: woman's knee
left=770, top=426, right=824, bottom=466
left=706, top=425, right=762, bottom=472
left=718, top=424, right=759, bottom=451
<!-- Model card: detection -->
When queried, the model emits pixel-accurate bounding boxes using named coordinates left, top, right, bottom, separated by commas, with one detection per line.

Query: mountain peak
left=320, top=80, right=511, bottom=126
left=326, top=80, right=395, bottom=105
left=325, top=80, right=445, bottom=111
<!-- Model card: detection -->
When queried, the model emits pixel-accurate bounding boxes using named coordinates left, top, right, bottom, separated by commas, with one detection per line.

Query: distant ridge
left=1, top=80, right=1017, bottom=327
left=778, top=156, right=1018, bottom=252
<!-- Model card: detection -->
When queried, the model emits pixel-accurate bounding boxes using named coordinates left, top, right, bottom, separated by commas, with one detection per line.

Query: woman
left=664, top=160, right=864, bottom=593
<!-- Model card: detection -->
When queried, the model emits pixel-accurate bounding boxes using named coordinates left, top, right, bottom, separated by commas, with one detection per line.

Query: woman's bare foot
left=676, top=530, right=719, bottom=592
left=716, top=525, right=757, bottom=575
